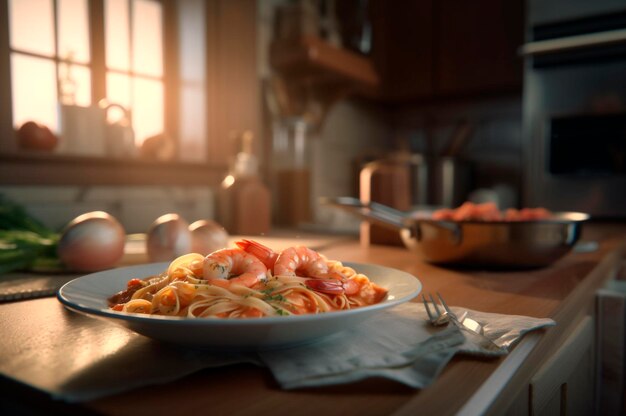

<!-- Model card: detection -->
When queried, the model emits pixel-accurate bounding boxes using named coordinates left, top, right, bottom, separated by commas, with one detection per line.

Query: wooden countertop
left=1, top=223, right=625, bottom=415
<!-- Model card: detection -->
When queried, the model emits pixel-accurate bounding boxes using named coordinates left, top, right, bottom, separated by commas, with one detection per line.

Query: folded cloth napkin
left=450, top=305, right=556, bottom=356
left=37, top=301, right=554, bottom=402
left=259, top=302, right=555, bottom=389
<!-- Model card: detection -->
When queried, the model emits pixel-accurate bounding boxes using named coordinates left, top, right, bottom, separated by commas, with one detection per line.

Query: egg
left=146, top=213, right=192, bottom=262
left=58, top=211, right=126, bottom=272
left=189, top=219, right=229, bottom=255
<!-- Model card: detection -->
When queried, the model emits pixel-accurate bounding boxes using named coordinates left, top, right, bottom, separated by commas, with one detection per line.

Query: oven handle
left=519, top=28, right=626, bottom=56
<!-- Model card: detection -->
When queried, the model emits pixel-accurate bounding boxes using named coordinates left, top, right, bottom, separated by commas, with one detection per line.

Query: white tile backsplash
left=0, top=185, right=216, bottom=234
left=0, top=186, right=81, bottom=203
left=30, top=202, right=114, bottom=232
left=310, top=99, right=393, bottom=232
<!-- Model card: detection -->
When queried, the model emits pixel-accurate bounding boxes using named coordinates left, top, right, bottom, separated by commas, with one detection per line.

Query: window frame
left=0, top=0, right=260, bottom=187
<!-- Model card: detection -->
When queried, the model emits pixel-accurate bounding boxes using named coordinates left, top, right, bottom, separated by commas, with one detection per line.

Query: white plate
left=57, top=262, right=422, bottom=350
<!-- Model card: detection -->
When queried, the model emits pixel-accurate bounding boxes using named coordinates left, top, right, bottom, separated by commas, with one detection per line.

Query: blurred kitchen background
left=0, top=0, right=625, bottom=235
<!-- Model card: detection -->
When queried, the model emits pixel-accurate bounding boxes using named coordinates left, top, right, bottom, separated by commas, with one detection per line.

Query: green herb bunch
left=0, top=195, right=62, bottom=274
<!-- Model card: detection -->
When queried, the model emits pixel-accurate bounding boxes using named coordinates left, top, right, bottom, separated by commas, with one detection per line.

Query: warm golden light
left=57, top=0, right=90, bottom=63
left=106, top=73, right=132, bottom=120
left=9, top=0, right=55, bottom=56
left=9, top=0, right=166, bottom=150
left=11, top=55, right=58, bottom=130
left=132, top=78, right=164, bottom=146
left=132, top=0, right=163, bottom=77
left=105, top=0, right=130, bottom=71
left=222, top=175, right=236, bottom=189
left=105, top=0, right=165, bottom=147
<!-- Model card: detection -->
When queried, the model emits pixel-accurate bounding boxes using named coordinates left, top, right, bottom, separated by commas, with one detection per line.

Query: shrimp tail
left=305, top=279, right=344, bottom=295
left=304, top=277, right=360, bottom=296
left=235, top=239, right=278, bottom=269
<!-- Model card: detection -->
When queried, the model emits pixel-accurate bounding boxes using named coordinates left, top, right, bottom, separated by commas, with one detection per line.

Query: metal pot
left=323, top=196, right=590, bottom=269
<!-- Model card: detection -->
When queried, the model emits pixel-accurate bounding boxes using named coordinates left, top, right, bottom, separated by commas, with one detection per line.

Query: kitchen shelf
left=269, top=35, right=380, bottom=89
left=0, top=153, right=224, bottom=186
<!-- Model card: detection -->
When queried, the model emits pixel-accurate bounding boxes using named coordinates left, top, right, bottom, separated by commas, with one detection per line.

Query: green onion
left=0, top=195, right=63, bottom=274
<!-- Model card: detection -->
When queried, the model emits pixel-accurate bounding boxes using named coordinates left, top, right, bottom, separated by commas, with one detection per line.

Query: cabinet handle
left=519, top=28, right=626, bottom=56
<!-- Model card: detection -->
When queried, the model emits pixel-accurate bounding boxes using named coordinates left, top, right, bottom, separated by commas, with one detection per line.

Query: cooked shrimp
left=433, top=202, right=553, bottom=222
left=274, top=246, right=328, bottom=278
left=235, top=240, right=328, bottom=277
left=203, top=248, right=268, bottom=288
left=306, top=263, right=362, bottom=296
left=235, top=239, right=278, bottom=269
left=304, top=278, right=360, bottom=296
left=237, top=239, right=359, bottom=295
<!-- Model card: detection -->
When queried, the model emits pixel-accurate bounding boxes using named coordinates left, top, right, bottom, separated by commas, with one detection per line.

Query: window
left=104, top=0, right=163, bottom=146
left=7, top=0, right=165, bottom=155
left=0, top=0, right=259, bottom=186
left=9, top=0, right=92, bottom=131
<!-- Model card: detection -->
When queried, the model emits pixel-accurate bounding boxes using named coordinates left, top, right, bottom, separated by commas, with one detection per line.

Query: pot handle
left=319, top=196, right=407, bottom=232
left=321, top=196, right=464, bottom=244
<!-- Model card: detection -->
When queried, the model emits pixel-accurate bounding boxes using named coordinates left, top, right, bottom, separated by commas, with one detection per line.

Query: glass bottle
left=218, top=131, right=271, bottom=235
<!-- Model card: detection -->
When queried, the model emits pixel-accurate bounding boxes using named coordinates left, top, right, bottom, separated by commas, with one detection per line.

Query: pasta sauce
left=109, top=241, right=388, bottom=318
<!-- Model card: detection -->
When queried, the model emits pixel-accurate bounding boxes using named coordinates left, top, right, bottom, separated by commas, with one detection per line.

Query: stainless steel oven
left=521, top=1, right=626, bottom=218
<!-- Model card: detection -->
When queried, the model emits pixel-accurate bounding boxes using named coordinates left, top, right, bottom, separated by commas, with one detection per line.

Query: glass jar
left=270, top=118, right=312, bottom=227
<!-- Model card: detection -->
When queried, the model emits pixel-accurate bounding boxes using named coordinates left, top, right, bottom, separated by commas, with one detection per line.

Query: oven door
left=521, top=7, right=626, bottom=218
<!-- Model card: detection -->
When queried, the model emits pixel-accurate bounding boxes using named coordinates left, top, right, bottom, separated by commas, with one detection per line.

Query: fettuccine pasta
left=108, top=241, right=388, bottom=318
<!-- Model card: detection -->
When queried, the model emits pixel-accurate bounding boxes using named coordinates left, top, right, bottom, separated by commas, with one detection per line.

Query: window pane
left=179, top=86, right=206, bottom=162
left=106, top=72, right=132, bottom=122
left=178, top=0, right=206, bottom=162
left=58, top=0, right=90, bottom=64
left=132, top=0, right=163, bottom=77
left=9, top=0, right=55, bottom=56
left=179, top=0, right=205, bottom=81
left=11, top=54, right=58, bottom=132
left=105, top=0, right=130, bottom=71
left=132, top=77, right=163, bottom=145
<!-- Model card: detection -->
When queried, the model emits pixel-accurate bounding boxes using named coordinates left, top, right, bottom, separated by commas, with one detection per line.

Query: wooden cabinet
left=505, top=316, right=595, bottom=416
left=529, top=316, right=595, bottom=416
left=369, top=0, right=435, bottom=99
left=437, top=0, right=524, bottom=95
left=267, top=0, right=523, bottom=107
left=370, top=0, right=524, bottom=101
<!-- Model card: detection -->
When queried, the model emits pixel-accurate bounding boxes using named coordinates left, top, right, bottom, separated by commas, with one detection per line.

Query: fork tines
left=422, top=292, right=454, bottom=325
left=422, top=294, right=436, bottom=323
left=436, top=292, right=452, bottom=314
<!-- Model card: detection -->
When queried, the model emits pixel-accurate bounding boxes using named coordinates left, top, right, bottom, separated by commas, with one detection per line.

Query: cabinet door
left=370, top=0, right=435, bottom=100
left=530, top=316, right=595, bottom=416
left=436, top=0, right=524, bottom=95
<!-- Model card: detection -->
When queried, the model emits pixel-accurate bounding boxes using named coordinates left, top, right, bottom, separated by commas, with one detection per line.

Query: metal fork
left=422, top=292, right=504, bottom=353
left=423, top=293, right=483, bottom=332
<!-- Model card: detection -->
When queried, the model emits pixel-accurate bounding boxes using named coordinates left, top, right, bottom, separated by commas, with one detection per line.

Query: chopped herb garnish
left=265, top=293, right=286, bottom=302
left=261, top=288, right=275, bottom=295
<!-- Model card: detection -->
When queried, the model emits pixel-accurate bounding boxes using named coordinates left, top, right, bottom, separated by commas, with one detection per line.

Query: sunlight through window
left=8, top=0, right=91, bottom=135
left=9, top=0, right=55, bottom=56
left=8, top=0, right=165, bottom=151
left=10, top=55, right=57, bottom=130
left=132, top=78, right=164, bottom=145
left=132, top=0, right=163, bottom=77
left=105, top=0, right=130, bottom=71
left=105, top=0, right=164, bottom=147
left=58, top=0, right=90, bottom=63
